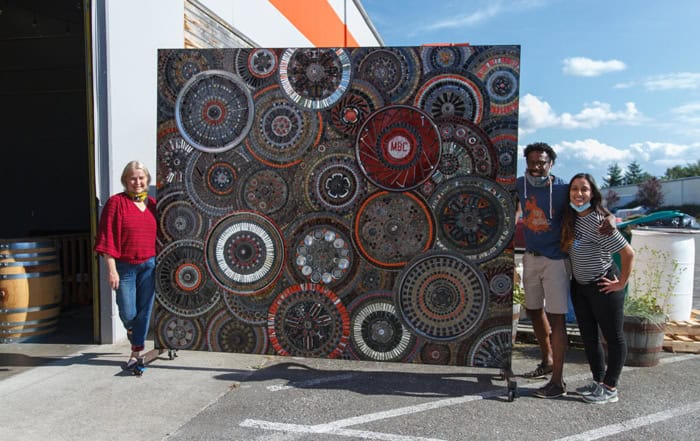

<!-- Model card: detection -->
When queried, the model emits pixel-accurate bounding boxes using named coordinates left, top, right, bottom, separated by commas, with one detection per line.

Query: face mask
left=570, top=202, right=591, bottom=212
left=525, top=173, right=549, bottom=187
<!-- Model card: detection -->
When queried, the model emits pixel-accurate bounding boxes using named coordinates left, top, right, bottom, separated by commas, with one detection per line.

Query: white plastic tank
left=629, top=228, right=697, bottom=321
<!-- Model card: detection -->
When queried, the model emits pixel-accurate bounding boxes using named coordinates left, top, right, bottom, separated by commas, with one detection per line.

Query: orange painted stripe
left=268, top=0, right=359, bottom=47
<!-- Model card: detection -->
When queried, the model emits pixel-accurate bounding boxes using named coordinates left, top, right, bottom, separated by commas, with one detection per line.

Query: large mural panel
left=155, top=45, right=520, bottom=368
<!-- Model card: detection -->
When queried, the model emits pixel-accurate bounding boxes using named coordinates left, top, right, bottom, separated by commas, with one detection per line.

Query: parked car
left=635, top=212, right=700, bottom=230
left=614, top=205, right=648, bottom=220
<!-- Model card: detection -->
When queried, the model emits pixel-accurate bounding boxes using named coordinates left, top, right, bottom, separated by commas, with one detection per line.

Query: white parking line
left=242, top=390, right=499, bottom=440
left=266, top=373, right=358, bottom=391
left=241, top=419, right=447, bottom=441
left=244, top=353, right=697, bottom=440
left=553, top=400, right=700, bottom=441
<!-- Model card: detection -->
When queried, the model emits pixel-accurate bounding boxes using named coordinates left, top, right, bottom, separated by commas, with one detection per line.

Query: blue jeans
left=115, top=257, right=156, bottom=352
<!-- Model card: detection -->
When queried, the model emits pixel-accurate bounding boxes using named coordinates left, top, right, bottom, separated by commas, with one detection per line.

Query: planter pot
left=623, top=315, right=666, bottom=367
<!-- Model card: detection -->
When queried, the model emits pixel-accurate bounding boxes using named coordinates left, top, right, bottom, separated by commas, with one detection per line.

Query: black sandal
left=123, top=356, right=139, bottom=371
left=522, top=363, right=553, bottom=379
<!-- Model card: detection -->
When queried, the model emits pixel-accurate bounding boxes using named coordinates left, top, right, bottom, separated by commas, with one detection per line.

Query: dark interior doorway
left=0, top=0, right=94, bottom=344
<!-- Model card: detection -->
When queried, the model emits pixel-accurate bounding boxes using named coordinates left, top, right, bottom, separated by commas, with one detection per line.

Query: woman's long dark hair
left=560, top=173, right=611, bottom=252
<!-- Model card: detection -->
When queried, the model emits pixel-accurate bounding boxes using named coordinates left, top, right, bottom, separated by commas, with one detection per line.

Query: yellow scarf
left=127, top=191, right=148, bottom=202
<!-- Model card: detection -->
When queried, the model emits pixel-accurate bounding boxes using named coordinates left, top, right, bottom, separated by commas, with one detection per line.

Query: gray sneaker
left=575, top=381, right=601, bottom=396
left=582, top=383, right=618, bottom=404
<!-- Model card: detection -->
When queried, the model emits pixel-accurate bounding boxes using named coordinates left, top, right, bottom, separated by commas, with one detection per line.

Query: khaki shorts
left=522, top=253, right=570, bottom=314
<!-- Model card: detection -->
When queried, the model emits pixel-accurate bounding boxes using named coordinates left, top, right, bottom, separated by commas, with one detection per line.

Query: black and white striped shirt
left=569, top=211, right=628, bottom=284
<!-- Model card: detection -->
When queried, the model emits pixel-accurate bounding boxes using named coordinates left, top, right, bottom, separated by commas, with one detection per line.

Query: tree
left=604, top=189, right=620, bottom=210
left=603, top=163, right=624, bottom=188
left=624, top=161, right=653, bottom=185
left=664, top=159, right=700, bottom=179
left=636, top=178, right=664, bottom=210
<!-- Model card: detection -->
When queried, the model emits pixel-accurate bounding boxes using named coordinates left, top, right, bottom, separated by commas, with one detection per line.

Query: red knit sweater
left=95, top=193, right=157, bottom=264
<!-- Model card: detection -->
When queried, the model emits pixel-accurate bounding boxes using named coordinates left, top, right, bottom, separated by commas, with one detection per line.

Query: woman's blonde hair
left=120, top=160, right=151, bottom=189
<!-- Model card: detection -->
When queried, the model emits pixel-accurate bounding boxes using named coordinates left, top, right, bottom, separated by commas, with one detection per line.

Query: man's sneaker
left=533, top=381, right=567, bottom=399
left=575, top=381, right=601, bottom=396
left=521, top=363, right=553, bottom=379
left=582, top=383, right=618, bottom=404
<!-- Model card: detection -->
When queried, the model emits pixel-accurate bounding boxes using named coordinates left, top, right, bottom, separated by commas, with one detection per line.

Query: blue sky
left=361, top=0, right=700, bottom=185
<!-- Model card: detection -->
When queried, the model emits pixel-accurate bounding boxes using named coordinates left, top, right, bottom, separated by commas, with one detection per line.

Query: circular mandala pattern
left=206, top=211, right=285, bottom=295
left=432, top=116, right=498, bottom=181
left=279, top=48, right=352, bottom=110
left=429, top=176, right=515, bottom=263
left=238, top=168, right=289, bottom=215
left=478, top=254, right=514, bottom=306
left=420, top=46, right=474, bottom=74
left=414, top=73, right=487, bottom=124
left=420, top=342, right=452, bottom=365
left=267, top=283, right=350, bottom=358
left=482, top=117, right=519, bottom=191
left=284, top=214, right=358, bottom=295
left=329, top=80, right=384, bottom=137
left=346, top=291, right=418, bottom=362
left=158, top=193, right=205, bottom=243
left=458, top=325, right=512, bottom=368
left=185, top=150, right=249, bottom=217
left=156, top=239, right=222, bottom=317
left=356, top=264, right=394, bottom=293
left=352, top=47, right=421, bottom=103
left=303, top=153, right=368, bottom=214
left=356, top=105, right=441, bottom=191
left=158, top=50, right=218, bottom=108
left=354, top=191, right=435, bottom=269
left=207, top=309, right=268, bottom=353
left=394, top=251, right=488, bottom=341
left=155, top=311, right=204, bottom=350
left=468, top=46, right=520, bottom=116
left=175, top=70, right=254, bottom=153
left=157, top=121, right=196, bottom=190
left=223, top=287, right=277, bottom=325
left=235, top=48, right=279, bottom=89
left=245, top=86, right=321, bottom=167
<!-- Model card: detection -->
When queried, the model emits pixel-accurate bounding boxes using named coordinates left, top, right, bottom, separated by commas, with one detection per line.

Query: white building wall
left=328, top=0, right=384, bottom=46
left=103, top=0, right=184, bottom=195
left=200, top=0, right=312, bottom=46
left=606, top=177, right=700, bottom=210
left=200, top=0, right=381, bottom=47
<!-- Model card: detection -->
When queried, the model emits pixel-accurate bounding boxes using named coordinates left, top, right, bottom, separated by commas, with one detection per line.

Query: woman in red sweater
left=95, top=160, right=157, bottom=373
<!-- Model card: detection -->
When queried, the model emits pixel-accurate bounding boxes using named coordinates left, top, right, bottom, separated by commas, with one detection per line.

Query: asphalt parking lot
left=1, top=242, right=697, bottom=441
left=1, top=336, right=698, bottom=441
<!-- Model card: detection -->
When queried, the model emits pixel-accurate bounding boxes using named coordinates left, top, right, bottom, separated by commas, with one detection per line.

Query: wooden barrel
left=0, top=240, right=62, bottom=342
left=623, top=315, right=665, bottom=367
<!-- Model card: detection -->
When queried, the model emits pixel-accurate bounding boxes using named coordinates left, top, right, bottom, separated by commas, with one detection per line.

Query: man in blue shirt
left=515, top=142, right=572, bottom=398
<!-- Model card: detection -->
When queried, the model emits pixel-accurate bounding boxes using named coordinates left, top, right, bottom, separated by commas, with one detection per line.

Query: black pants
left=571, top=265, right=627, bottom=388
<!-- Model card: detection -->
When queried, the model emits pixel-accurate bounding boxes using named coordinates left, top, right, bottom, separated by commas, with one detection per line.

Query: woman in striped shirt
left=95, top=161, right=157, bottom=373
left=560, top=173, right=635, bottom=404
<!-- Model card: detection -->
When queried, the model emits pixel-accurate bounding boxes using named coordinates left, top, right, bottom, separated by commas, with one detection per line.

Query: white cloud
left=671, top=102, right=700, bottom=125
left=519, top=94, right=643, bottom=135
left=643, top=72, right=700, bottom=90
left=518, top=94, right=559, bottom=134
left=424, top=0, right=547, bottom=30
left=426, top=4, right=502, bottom=29
left=562, top=57, right=626, bottom=77
left=628, top=141, right=697, bottom=163
left=556, top=139, right=631, bottom=162
left=613, top=81, right=635, bottom=89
